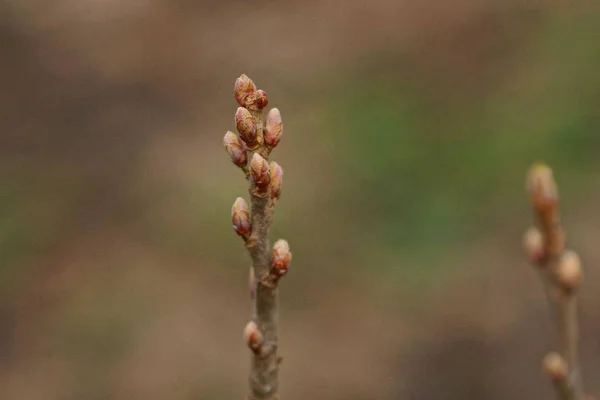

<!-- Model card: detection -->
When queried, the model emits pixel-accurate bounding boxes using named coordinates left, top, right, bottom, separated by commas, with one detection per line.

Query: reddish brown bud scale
left=264, top=108, right=283, bottom=147
left=223, top=131, right=247, bottom=168
left=250, top=153, right=271, bottom=193
left=269, top=162, right=283, bottom=200
left=243, top=321, right=263, bottom=353
left=271, top=239, right=292, bottom=278
left=235, top=107, right=259, bottom=149
left=232, top=197, right=251, bottom=237
left=234, top=74, right=257, bottom=107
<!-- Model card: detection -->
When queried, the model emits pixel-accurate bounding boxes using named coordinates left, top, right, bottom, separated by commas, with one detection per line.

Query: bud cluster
left=226, top=75, right=287, bottom=234
left=234, top=74, right=269, bottom=111
left=523, top=162, right=583, bottom=294
left=226, top=75, right=285, bottom=168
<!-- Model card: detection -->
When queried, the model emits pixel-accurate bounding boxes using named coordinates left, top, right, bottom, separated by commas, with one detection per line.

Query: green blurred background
left=1, top=1, right=600, bottom=399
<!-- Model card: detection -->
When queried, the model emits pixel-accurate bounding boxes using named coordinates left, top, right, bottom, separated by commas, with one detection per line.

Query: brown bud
left=542, top=352, right=568, bottom=381
left=255, top=90, right=269, bottom=109
left=223, top=131, right=247, bottom=168
left=269, top=162, right=283, bottom=200
left=231, top=197, right=251, bottom=237
left=523, top=227, right=545, bottom=266
left=234, top=74, right=256, bottom=107
left=271, top=239, right=292, bottom=278
left=526, top=163, right=559, bottom=213
left=235, top=107, right=259, bottom=149
left=243, top=321, right=263, bottom=353
left=264, top=108, right=283, bottom=147
left=250, top=153, right=271, bottom=192
left=249, top=267, right=256, bottom=300
left=556, top=250, right=582, bottom=291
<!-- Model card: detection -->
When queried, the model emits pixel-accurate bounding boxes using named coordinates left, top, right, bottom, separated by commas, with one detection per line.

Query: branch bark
left=247, top=194, right=280, bottom=399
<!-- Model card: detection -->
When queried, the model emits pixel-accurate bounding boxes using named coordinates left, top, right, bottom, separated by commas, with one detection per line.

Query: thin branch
left=523, top=163, right=587, bottom=400
left=226, top=74, right=290, bottom=400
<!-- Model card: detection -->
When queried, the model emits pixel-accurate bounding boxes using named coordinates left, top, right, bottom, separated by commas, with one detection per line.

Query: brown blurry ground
left=1, top=1, right=600, bottom=399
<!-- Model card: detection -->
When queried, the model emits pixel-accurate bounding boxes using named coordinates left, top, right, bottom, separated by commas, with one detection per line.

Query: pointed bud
left=271, top=239, right=292, bottom=278
left=542, top=352, right=568, bottom=381
left=243, top=321, right=263, bottom=353
left=231, top=197, right=251, bottom=237
left=249, top=267, right=256, bottom=300
left=235, top=107, right=259, bottom=149
left=250, top=153, right=271, bottom=192
left=269, top=162, right=283, bottom=200
left=264, top=108, right=283, bottom=147
left=223, top=131, right=247, bottom=168
left=557, top=250, right=582, bottom=291
left=523, top=227, right=545, bottom=266
left=526, top=163, right=558, bottom=213
left=234, top=74, right=257, bottom=107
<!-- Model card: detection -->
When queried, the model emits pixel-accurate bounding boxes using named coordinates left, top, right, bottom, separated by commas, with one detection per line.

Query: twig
left=226, top=74, right=291, bottom=400
left=523, top=163, right=587, bottom=400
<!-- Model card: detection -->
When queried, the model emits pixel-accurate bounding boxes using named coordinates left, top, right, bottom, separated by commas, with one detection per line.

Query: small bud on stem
left=269, top=162, right=283, bottom=200
left=543, top=352, right=568, bottom=381
left=235, top=107, right=260, bottom=150
left=223, top=131, right=247, bottom=168
left=244, top=321, right=263, bottom=353
left=527, top=163, right=558, bottom=209
left=232, top=197, right=252, bottom=238
left=556, top=251, right=582, bottom=292
left=271, top=239, right=292, bottom=279
left=527, top=163, right=559, bottom=230
left=523, top=227, right=545, bottom=266
left=264, top=108, right=283, bottom=148
left=250, top=153, right=271, bottom=194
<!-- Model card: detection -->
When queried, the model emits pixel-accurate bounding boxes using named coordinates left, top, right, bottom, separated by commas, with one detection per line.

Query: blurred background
left=1, top=1, right=600, bottom=399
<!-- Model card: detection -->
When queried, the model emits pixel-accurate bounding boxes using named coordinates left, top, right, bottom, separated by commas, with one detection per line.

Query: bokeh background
left=2, top=1, right=600, bottom=399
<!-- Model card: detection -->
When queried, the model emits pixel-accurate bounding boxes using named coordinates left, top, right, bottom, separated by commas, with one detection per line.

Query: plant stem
left=246, top=193, right=280, bottom=400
